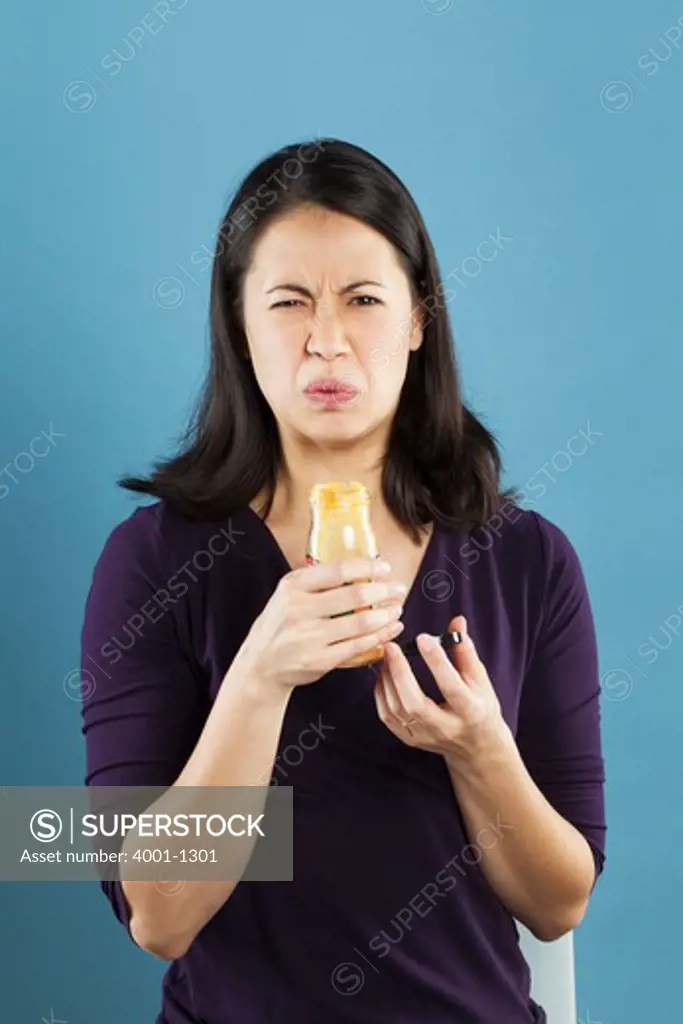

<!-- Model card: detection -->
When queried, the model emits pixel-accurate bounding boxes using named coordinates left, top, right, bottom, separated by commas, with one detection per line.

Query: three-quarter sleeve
left=79, top=505, right=208, bottom=936
left=515, top=513, right=607, bottom=882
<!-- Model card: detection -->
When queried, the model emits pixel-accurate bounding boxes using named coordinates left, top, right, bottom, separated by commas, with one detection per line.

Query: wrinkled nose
left=305, top=304, right=351, bottom=360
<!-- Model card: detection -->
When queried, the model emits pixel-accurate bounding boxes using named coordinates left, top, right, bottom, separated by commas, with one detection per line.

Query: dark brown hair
left=120, top=137, right=514, bottom=539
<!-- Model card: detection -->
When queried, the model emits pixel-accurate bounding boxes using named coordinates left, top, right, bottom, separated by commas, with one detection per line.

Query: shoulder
left=89, top=499, right=257, bottom=585
left=454, top=504, right=591, bottom=652
left=452, top=504, right=596, bottom=677
left=458, top=502, right=584, bottom=583
left=92, top=500, right=178, bottom=576
left=506, top=505, right=584, bottom=581
left=521, top=508, right=588, bottom=608
left=490, top=505, right=593, bottom=652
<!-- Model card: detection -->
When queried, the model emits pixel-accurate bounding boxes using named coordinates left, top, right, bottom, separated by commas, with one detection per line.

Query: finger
left=375, top=668, right=418, bottom=739
left=323, top=619, right=404, bottom=670
left=383, top=643, right=442, bottom=724
left=378, top=656, right=404, bottom=720
left=374, top=675, right=401, bottom=735
left=324, top=603, right=404, bottom=645
left=315, top=578, right=407, bottom=618
left=446, top=615, right=487, bottom=685
left=289, top=557, right=392, bottom=593
left=416, top=633, right=470, bottom=705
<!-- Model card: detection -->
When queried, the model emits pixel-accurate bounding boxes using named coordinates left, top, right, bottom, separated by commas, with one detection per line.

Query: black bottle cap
left=395, top=629, right=463, bottom=660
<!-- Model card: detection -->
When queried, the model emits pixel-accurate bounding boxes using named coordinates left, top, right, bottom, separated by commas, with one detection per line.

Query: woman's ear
left=409, top=310, right=424, bottom=353
left=408, top=287, right=426, bottom=352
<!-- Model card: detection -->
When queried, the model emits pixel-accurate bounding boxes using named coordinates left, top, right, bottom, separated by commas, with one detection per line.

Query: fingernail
left=418, top=633, right=436, bottom=651
left=376, top=560, right=392, bottom=575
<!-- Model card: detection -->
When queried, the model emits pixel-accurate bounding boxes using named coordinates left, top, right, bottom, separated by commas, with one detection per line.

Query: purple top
left=80, top=501, right=606, bottom=1024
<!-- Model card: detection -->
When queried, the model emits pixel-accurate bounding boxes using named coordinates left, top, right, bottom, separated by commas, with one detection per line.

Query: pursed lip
left=303, top=377, right=359, bottom=399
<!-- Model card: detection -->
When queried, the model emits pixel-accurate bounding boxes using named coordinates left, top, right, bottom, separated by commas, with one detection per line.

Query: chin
left=307, top=423, right=366, bottom=446
left=301, top=415, right=385, bottom=449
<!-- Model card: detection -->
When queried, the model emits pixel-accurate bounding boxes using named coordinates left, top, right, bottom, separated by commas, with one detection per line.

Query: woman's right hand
left=235, top=558, right=407, bottom=691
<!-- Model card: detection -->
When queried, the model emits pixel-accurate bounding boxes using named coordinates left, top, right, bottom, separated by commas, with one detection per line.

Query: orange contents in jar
left=306, top=481, right=383, bottom=668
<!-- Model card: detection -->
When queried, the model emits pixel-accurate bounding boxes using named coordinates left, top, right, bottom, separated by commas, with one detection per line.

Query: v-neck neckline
left=243, top=504, right=439, bottom=617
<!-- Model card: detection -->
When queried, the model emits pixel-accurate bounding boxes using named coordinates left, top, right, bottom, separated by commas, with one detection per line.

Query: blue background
left=1, top=0, right=681, bottom=1020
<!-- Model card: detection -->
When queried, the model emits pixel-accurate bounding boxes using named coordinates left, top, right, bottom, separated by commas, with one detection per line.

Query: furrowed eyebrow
left=341, top=280, right=385, bottom=294
left=265, top=279, right=385, bottom=297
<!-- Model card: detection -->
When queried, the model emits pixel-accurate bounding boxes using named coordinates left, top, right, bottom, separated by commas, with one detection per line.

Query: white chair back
left=518, top=925, right=576, bottom=1024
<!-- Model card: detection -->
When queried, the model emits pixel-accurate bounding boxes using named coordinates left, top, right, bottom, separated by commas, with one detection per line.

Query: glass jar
left=305, top=481, right=383, bottom=668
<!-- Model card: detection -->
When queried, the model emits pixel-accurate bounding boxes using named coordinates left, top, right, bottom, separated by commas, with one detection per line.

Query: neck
left=264, top=428, right=389, bottom=526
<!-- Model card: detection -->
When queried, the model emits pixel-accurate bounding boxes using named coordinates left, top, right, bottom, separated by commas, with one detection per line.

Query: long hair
left=120, top=137, right=514, bottom=539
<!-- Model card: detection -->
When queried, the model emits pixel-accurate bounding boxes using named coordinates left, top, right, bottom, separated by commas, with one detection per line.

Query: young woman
left=80, top=138, right=606, bottom=1023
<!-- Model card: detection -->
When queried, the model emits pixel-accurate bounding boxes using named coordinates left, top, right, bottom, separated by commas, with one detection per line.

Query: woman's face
left=241, top=204, right=423, bottom=447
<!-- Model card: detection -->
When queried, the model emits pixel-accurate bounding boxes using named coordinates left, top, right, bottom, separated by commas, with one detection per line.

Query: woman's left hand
left=374, top=615, right=507, bottom=762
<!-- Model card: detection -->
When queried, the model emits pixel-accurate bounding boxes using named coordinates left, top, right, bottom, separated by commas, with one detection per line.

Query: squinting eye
left=270, top=295, right=381, bottom=310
